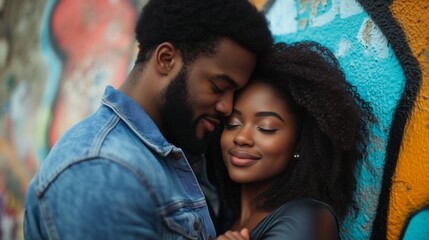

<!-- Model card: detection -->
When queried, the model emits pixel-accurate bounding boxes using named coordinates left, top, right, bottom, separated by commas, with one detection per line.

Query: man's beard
left=160, top=67, right=213, bottom=155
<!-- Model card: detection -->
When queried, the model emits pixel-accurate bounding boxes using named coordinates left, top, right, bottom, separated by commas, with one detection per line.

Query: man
left=24, top=0, right=273, bottom=239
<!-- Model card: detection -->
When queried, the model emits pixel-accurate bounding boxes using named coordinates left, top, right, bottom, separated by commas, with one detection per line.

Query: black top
left=250, top=198, right=340, bottom=240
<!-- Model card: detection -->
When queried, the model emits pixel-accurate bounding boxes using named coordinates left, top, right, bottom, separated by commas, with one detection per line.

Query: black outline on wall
left=356, top=1, right=422, bottom=239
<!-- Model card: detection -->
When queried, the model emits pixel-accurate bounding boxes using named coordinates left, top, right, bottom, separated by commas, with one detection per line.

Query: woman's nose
left=233, top=126, right=254, bottom=146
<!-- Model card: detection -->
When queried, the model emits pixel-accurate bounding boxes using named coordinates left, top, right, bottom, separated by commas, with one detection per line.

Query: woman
left=212, top=42, right=373, bottom=239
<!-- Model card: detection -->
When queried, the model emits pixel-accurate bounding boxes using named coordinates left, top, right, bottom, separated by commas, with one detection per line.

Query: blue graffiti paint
left=265, top=0, right=405, bottom=239
left=37, top=0, right=63, bottom=162
left=403, top=208, right=429, bottom=240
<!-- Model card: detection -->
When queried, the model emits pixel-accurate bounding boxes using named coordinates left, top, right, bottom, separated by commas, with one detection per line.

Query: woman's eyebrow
left=255, top=111, right=285, bottom=122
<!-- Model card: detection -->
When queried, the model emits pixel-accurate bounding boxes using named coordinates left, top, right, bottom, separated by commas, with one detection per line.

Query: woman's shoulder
left=251, top=198, right=340, bottom=240
left=275, top=198, right=336, bottom=215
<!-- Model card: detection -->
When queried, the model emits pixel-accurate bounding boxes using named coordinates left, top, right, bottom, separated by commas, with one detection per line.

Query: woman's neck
left=231, top=183, right=271, bottom=231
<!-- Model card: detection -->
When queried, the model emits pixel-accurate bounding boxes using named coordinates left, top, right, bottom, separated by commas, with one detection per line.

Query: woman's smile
left=229, top=150, right=261, bottom=167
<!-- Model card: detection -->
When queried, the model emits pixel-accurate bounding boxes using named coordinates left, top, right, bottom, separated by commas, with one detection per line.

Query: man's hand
left=216, top=228, right=250, bottom=240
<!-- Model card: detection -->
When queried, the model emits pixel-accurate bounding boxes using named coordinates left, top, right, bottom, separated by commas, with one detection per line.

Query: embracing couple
left=24, top=0, right=372, bottom=239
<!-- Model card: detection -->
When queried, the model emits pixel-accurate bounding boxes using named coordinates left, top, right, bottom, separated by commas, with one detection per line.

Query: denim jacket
left=24, top=86, right=216, bottom=240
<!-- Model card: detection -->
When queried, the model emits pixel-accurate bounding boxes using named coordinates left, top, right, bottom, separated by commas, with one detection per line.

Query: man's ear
left=154, top=42, right=181, bottom=76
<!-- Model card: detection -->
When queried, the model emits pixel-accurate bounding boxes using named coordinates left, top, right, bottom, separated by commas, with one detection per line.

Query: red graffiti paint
left=49, top=0, right=136, bottom=147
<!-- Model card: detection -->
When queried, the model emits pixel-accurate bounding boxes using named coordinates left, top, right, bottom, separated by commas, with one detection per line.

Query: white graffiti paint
left=336, top=38, right=351, bottom=58
left=311, top=0, right=338, bottom=27
left=357, top=18, right=389, bottom=59
left=267, top=0, right=365, bottom=35
left=266, top=0, right=297, bottom=35
left=340, top=0, right=363, bottom=18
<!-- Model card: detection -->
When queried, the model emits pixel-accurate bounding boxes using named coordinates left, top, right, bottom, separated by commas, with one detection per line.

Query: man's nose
left=215, top=91, right=234, bottom=116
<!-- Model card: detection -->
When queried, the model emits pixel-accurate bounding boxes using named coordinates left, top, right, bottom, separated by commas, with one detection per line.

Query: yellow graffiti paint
left=389, top=0, right=429, bottom=239
left=250, top=0, right=267, bottom=10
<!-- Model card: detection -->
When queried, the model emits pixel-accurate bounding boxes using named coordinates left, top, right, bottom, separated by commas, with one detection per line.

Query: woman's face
left=221, top=81, right=298, bottom=185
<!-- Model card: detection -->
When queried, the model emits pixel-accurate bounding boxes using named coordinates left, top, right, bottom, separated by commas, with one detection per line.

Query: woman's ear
left=154, top=42, right=182, bottom=76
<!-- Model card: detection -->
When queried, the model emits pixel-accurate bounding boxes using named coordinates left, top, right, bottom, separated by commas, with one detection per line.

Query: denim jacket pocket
left=162, top=207, right=203, bottom=240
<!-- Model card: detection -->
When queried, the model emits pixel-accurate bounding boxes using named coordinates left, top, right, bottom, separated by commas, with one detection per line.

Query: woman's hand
left=216, top=228, right=250, bottom=240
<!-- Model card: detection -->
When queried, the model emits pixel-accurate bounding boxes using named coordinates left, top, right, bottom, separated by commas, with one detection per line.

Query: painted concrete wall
left=0, top=0, right=144, bottom=238
left=0, top=0, right=427, bottom=239
left=253, top=0, right=429, bottom=239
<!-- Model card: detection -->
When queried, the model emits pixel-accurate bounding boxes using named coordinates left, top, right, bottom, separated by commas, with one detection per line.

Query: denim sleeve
left=30, top=159, right=161, bottom=240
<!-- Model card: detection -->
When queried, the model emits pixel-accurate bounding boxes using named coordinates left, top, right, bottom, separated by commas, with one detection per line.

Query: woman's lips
left=229, top=150, right=261, bottom=167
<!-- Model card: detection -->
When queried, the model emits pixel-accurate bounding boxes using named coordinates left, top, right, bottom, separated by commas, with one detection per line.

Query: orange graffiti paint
left=389, top=0, right=429, bottom=239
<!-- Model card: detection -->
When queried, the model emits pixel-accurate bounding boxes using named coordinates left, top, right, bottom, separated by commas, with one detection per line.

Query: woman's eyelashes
left=223, top=120, right=278, bottom=134
left=257, top=127, right=278, bottom=134
left=223, top=122, right=240, bottom=129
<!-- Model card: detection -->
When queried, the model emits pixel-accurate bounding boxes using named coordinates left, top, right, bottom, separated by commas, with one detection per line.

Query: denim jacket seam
left=35, top=156, right=108, bottom=197
left=39, top=196, right=60, bottom=240
left=89, top=112, right=120, bottom=156
left=35, top=114, right=119, bottom=197
left=99, top=156, right=164, bottom=210
left=101, top=155, right=209, bottom=226
left=101, top=98, right=174, bottom=156
left=158, top=199, right=208, bottom=217
left=104, top=156, right=207, bottom=218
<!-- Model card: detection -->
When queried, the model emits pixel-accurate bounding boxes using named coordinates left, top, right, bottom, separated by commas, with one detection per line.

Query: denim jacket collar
left=101, top=86, right=177, bottom=156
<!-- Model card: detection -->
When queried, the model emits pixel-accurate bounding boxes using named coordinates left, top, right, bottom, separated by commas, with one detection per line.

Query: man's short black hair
left=135, top=0, right=273, bottom=64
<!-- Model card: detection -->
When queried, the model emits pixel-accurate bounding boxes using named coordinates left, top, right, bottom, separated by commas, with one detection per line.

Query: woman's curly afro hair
left=211, top=41, right=374, bottom=224
left=134, top=0, right=273, bottom=64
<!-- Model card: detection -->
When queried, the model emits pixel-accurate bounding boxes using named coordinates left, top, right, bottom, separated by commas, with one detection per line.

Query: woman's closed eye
left=257, top=127, right=278, bottom=134
left=224, top=122, right=241, bottom=129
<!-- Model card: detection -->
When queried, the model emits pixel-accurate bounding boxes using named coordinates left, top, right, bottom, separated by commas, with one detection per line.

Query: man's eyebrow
left=218, top=74, right=239, bottom=89
left=255, top=112, right=285, bottom=122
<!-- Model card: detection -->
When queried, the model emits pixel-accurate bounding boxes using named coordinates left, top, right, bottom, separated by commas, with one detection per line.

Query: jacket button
left=193, top=221, right=199, bottom=230
left=171, top=152, right=181, bottom=160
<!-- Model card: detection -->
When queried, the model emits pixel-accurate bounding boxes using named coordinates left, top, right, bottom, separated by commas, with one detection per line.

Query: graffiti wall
left=253, top=0, right=429, bottom=239
left=0, top=0, right=146, bottom=239
left=0, top=0, right=427, bottom=239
